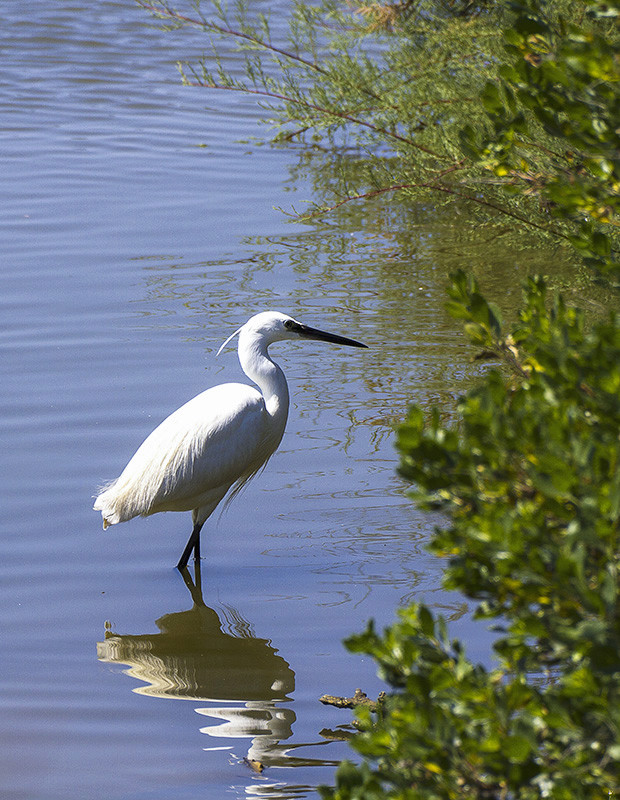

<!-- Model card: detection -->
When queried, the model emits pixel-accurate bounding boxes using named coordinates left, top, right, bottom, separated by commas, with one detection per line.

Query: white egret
left=94, top=311, right=367, bottom=569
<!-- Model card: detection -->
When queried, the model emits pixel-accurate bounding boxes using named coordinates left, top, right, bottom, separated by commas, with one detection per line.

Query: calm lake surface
left=0, top=3, right=567, bottom=798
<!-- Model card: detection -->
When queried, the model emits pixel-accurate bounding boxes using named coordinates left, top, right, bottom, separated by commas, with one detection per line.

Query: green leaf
left=505, top=734, right=534, bottom=763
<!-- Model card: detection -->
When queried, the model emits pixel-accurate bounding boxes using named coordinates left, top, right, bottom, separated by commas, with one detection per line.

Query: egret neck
left=238, top=327, right=290, bottom=435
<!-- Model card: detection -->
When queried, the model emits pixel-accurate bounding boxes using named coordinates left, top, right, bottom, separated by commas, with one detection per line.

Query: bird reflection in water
left=97, top=563, right=339, bottom=784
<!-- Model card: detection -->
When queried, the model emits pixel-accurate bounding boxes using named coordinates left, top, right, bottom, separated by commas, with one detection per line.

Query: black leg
left=178, top=559, right=205, bottom=606
left=177, top=521, right=203, bottom=571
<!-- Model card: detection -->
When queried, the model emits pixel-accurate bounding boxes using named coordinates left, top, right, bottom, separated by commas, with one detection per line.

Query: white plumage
left=94, top=311, right=367, bottom=569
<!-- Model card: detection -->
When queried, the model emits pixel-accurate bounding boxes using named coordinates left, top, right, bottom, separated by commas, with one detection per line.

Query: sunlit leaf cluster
left=401, top=272, right=620, bottom=669
left=462, top=0, right=620, bottom=277
left=322, top=601, right=620, bottom=799
left=321, top=271, right=620, bottom=799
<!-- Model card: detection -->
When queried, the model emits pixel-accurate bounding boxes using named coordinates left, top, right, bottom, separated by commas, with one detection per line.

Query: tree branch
left=136, top=0, right=328, bottom=75
left=182, top=78, right=447, bottom=158
left=319, top=688, right=386, bottom=713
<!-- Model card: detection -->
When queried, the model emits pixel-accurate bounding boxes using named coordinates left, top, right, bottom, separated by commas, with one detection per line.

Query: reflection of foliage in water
left=138, top=0, right=617, bottom=271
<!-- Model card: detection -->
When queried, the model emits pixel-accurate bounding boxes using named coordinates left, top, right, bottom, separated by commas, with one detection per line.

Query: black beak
left=293, top=321, right=368, bottom=349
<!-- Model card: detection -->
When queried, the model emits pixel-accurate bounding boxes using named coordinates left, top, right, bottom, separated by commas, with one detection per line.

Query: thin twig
left=184, top=78, right=446, bottom=158
left=138, top=0, right=470, bottom=130
left=137, top=0, right=328, bottom=75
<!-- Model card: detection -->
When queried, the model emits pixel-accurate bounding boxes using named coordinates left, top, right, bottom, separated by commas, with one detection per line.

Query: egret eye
left=284, top=319, right=294, bottom=330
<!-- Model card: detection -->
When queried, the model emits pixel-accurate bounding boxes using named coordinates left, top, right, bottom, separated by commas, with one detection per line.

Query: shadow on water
left=97, top=563, right=341, bottom=796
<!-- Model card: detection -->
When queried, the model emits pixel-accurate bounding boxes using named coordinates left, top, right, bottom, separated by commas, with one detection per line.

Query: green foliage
left=463, top=0, right=620, bottom=278
left=139, top=0, right=620, bottom=796
left=322, top=604, right=620, bottom=799
left=140, top=0, right=618, bottom=260
left=315, top=4, right=620, bottom=798
left=322, top=272, right=620, bottom=799
left=138, top=0, right=563, bottom=242
left=400, top=271, right=620, bottom=671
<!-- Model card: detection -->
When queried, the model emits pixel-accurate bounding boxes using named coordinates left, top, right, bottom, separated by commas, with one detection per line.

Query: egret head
left=217, top=311, right=367, bottom=355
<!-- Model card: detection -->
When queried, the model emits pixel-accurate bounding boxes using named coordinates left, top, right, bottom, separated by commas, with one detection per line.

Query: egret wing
left=95, top=383, right=270, bottom=523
